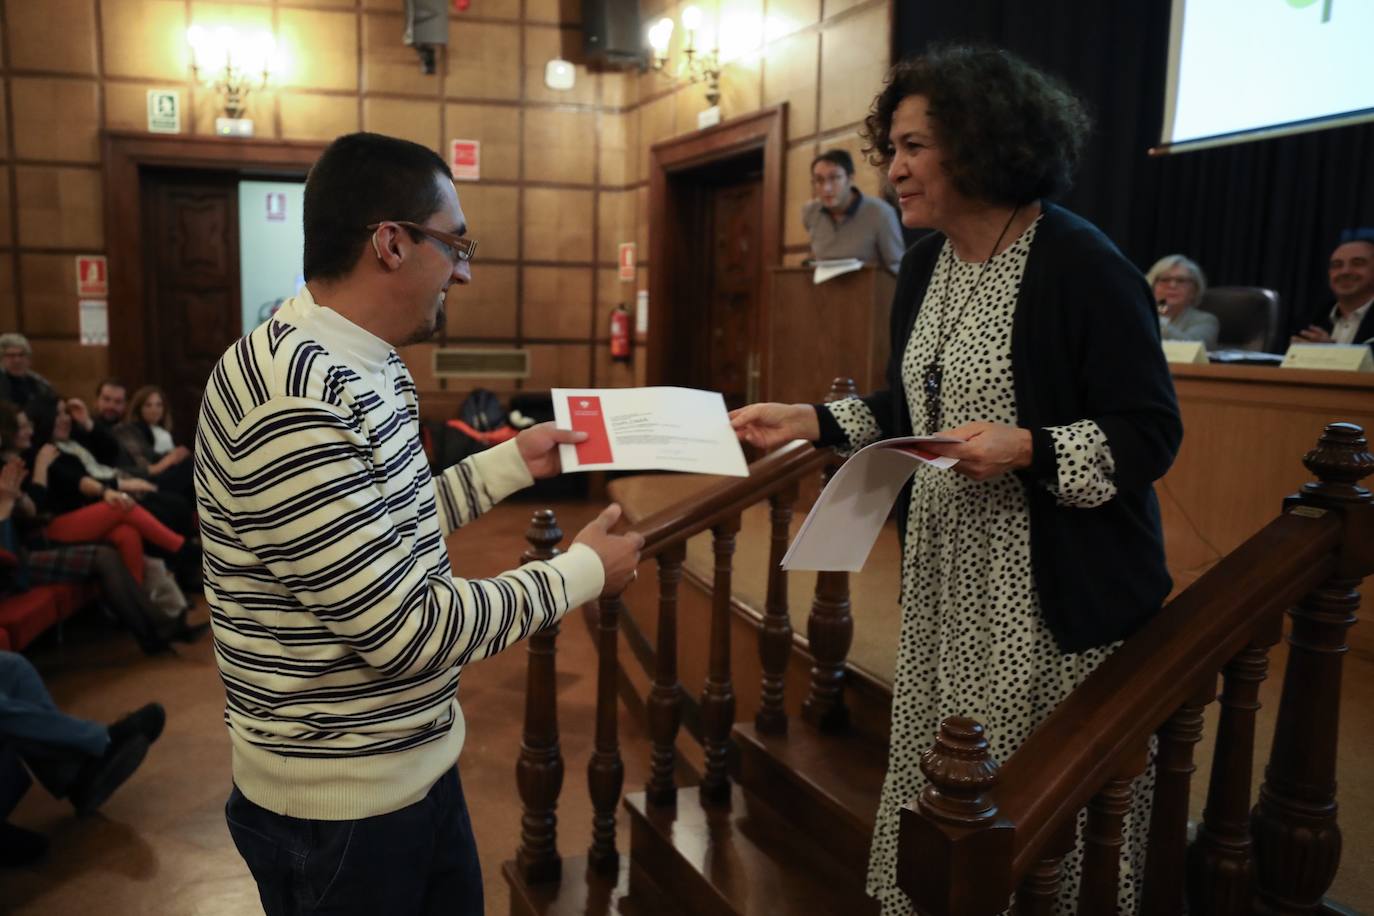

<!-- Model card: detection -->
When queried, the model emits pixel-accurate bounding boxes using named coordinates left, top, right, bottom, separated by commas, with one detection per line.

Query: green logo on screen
left=1285, top=0, right=1333, bottom=22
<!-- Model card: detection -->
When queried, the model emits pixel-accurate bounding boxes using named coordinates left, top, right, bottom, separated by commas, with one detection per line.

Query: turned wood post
left=756, top=483, right=798, bottom=735
left=646, top=542, right=686, bottom=807
left=700, top=515, right=741, bottom=806
left=1251, top=423, right=1373, bottom=915
left=1186, top=636, right=1276, bottom=915
left=1015, top=821, right=1077, bottom=916
left=514, top=509, right=565, bottom=884
left=1077, top=748, right=1149, bottom=916
left=587, top=594, right=625, bottom=874
left=1141, top=684, right=1211, bottom=916
left=803, top=376, right=857, bottom=733
left=898, top=717, right=1014, bottom=916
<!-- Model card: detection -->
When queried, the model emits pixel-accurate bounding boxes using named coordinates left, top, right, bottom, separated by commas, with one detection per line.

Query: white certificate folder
left=781, top=437, right=960, bottom=572
left=552, top=387, right=749, bottom=477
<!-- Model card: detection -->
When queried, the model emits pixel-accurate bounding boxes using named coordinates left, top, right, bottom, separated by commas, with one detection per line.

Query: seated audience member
left=1, top=651, right=164, bottom=864
left=22, top=402, right=188, bottom=586
left=1147, top=254, right=1220, bottom=350
left=0, top=335, right=58, bottom=437
left=66, top=379, right=132, bottom=469
left=31, top=401, right=193, bottom=543
left=802, top=149, right=905, bottom=273
left=0, top=404, right=202, bottom=651
left=1293, top=235, right=1374, bottom=350
left=113, top=386, right=193, bottom=502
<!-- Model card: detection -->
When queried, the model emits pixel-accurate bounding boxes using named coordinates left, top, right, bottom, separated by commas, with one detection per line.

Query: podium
left=764, top=265, right=896, bottom=404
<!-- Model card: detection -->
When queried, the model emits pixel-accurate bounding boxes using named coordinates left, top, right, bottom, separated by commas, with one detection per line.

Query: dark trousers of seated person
left=147, top=459, right=196, bottom=505
left=225, top=766, right=482, bottom=916
left=0, top=652, right=110, bottom=818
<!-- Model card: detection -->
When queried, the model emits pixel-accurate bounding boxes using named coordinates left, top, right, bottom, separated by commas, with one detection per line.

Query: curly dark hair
left=861, top=45, right=1091, bottom=207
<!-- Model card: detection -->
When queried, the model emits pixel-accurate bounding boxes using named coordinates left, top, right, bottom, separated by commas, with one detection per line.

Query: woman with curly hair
left=731, top=46, right=1180, bottom=914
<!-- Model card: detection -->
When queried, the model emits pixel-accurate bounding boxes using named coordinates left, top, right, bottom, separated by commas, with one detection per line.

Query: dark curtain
left=892, top=0, right=1374, bottom=333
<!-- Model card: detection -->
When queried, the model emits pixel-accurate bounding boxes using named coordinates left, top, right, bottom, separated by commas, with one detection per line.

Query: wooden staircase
left=501, top=381, right=1374, bottom=916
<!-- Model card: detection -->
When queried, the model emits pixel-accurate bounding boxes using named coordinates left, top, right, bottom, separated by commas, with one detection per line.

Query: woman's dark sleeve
left=1061, top=252, right=1182, bottom=491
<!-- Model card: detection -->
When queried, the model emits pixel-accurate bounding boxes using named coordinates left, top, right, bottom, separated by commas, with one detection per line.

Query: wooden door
left=702, top=180, right=763, bottom=409
left=141, top=171, right=242, bottom=435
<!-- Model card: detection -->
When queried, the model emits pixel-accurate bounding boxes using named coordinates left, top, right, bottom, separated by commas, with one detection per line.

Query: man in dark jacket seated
left=1293, top=234, right=1374, bottom=351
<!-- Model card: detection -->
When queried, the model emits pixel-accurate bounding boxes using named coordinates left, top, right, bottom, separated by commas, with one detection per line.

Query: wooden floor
left=2, top=496, right=1372, bottom=913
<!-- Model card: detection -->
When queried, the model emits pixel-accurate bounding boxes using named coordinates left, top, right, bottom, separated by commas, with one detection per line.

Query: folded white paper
left=552, top=386, right=748, bottom=476
left=781, top=436, right=962, bottom=572
left=812, top=258, right=866, bottom=285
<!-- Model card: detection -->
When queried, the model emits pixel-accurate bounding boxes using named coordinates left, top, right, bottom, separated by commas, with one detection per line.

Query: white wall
left=238, top=179, right=306, bottom=334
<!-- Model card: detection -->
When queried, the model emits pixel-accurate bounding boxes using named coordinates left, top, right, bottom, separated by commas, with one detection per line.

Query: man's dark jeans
left=225, top=767, right=482, bottom=915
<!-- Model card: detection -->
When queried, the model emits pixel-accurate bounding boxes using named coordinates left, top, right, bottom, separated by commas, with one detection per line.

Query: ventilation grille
left=432, top=348, right=530, bottom=378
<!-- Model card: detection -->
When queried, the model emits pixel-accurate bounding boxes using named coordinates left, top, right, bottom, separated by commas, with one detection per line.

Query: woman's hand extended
left=728, top=403, right=820, bottom=450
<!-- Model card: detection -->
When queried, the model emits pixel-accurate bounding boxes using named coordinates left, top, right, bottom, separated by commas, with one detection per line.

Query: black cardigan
left=815, top=202, right=1183, bottom=653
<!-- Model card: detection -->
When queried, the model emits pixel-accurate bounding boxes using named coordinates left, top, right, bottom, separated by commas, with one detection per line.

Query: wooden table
left=1159, top=364, right=1374, bottom=655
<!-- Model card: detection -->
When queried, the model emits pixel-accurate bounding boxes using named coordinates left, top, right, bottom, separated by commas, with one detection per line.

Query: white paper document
left=781, top=437, right=962, bottom=572
left=552, top=387, right=748, bottom=477
left=812, top=258, right=865, bottom=285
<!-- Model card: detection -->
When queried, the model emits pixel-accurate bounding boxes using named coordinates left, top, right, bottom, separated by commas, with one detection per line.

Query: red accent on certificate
left=552, top=387, right=747, bottom=476
left=568, top=396, right=614, bottom=464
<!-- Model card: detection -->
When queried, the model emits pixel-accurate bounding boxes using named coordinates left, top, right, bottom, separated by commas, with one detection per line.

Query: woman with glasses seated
left=1148, top=254, right=1220, bottom=350
left=731, top=46, right=1180, bottom=915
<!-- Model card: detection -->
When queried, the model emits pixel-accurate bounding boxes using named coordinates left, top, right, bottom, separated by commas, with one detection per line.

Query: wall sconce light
left=186, top=25, right=280, bottom=137
left=646, top=6, right=722, bottom=108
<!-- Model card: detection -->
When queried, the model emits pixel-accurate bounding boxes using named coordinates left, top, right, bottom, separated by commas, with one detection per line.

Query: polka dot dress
left=826, top=218, right=1155, bottom=915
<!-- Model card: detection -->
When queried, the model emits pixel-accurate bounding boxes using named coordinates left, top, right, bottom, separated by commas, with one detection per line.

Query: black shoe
left=108, top=702, right=166, bottom=745
left=69, top=732, right=152, bottom=817
left=0, top=822, right=48, bottom=867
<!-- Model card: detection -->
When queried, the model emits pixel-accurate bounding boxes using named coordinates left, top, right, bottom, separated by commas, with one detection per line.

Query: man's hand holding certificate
left=552, top=387, right=749, bottom=476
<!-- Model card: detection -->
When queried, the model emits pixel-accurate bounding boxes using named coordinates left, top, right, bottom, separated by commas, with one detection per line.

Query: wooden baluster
left=803, top=376, right=858, bottom=733
left=898, top=716, right=1014, bottom=916
left=756, top=483, right=798, bottom=735
left=587, top=594, right=624, bottom=874
left=646, top=543, right=686, bottom=807
left=1186, top=638, right=1276, bottom=915
left=1252, top=423, right=1372, bottom=915
left=1141, top=684, right=1212, bottom=916
left=1077, top=750, right=1148, bottom=915
left=1015, top=821, right=1077, bottom=916
left=700, top=516, right=741, bottom=806
left=514, top=509, right=564, bottom=884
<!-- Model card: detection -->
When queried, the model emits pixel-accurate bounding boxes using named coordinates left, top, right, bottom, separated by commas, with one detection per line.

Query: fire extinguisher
left=610, top=303, right=631, bottom=362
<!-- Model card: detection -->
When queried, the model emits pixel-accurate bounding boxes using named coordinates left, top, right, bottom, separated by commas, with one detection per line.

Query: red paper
left=568, top=396, right=613, bottom=464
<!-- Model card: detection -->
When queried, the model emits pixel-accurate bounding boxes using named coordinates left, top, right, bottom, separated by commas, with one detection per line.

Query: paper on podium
left=812, top=258, right=865, bottom=285
left=780, top=436, right=962, bottom=572
left=552, top=386, right=748, bottom=476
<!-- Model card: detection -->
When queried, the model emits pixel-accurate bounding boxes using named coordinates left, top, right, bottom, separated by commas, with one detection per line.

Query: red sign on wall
left=449, top=139, right=480, bottom=182
left=618, top=242, right=636, bottom=281
left=76, top=255, right=107, bottom=297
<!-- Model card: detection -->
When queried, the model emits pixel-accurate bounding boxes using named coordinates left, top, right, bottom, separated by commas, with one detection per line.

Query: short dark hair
left=1336, top=228, right=1374, bottom=247
left=303, top=132, right=454, bottom=282
left=811, top=149, right=855, bottom=176
left=861, top=45, right=1090, bottom=207
left=96, top=377, right=126, bottom=396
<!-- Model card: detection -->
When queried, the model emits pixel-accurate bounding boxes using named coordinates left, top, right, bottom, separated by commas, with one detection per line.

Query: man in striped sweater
left=195, top=132, right=643, bottom=915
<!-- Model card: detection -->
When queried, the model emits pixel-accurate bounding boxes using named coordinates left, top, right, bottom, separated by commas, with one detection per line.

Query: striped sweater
left=194, top=289, right=604, bottom=820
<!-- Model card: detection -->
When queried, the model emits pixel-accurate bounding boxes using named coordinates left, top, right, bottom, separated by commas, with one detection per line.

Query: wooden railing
left=898, top=422, right=1374, bottom=916
left=510, top=378, right=858, bottom=883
